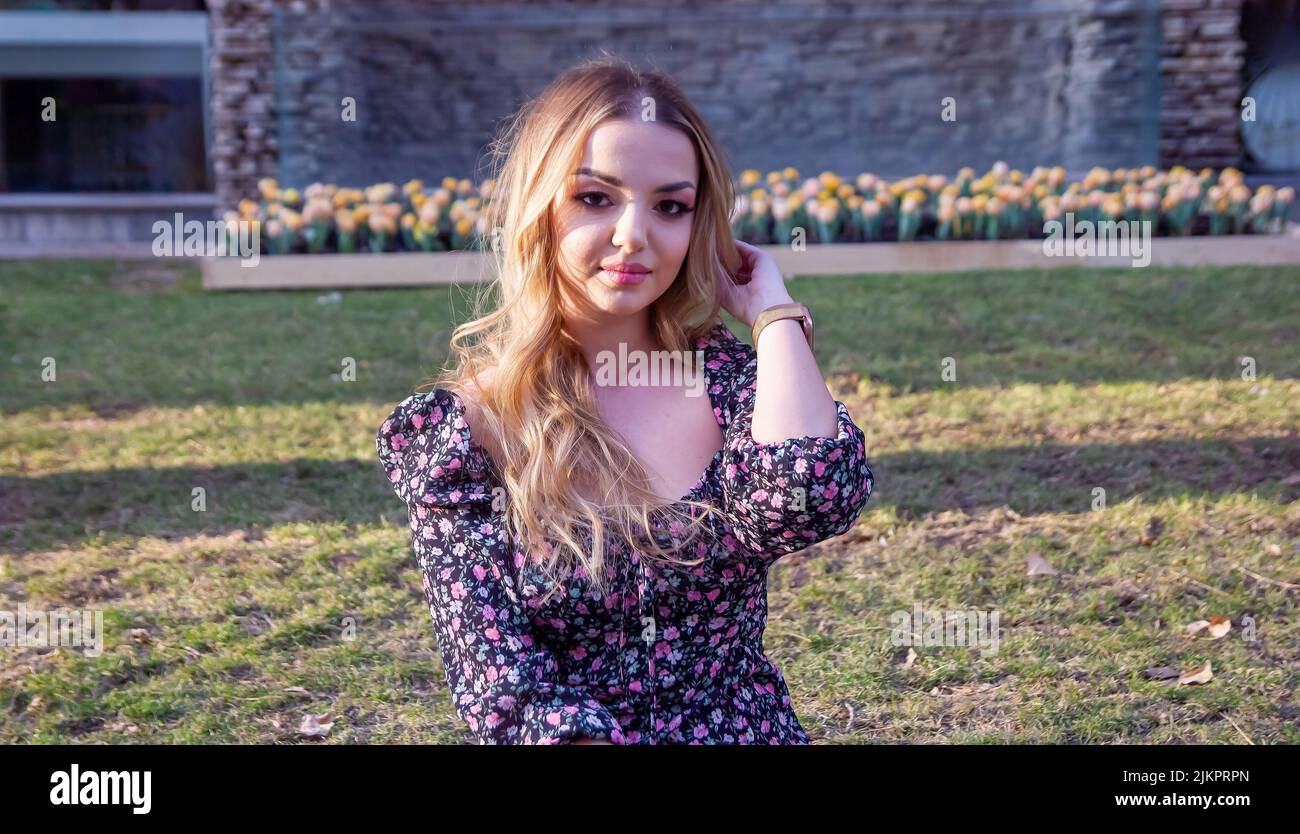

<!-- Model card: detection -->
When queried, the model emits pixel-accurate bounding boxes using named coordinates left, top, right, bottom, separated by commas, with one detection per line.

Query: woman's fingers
left=729, top=243, right=753, bottom=284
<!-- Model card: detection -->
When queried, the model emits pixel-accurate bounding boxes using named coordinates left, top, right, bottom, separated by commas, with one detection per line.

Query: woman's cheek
left=666, top=224, right=692, bottom=265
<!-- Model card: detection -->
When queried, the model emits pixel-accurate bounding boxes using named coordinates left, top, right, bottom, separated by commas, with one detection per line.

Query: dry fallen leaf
left=298, top=713, right=334, bottom=738
left=283, top=686, right=311, bottom=696
left=1188, top=616, right=1232, bottom=638
left=1208, top=615, right=1232, bottom=639
left=1177, top=661, right=1213, bottom=686
left=1138, top=516, right=1165, bottom=547
left=903, top=648, right=918, bottom=669
left=1142, top=666, right=1181, bottom=681
left=1026, top=551, right=1059, bottom=576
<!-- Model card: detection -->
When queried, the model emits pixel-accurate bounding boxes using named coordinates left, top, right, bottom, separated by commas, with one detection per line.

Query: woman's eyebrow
left=575, top=167, right=696, bottom=193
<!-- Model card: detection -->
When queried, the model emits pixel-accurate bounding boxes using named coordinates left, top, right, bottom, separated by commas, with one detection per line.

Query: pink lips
left=600, top=264, right=650, bottom=285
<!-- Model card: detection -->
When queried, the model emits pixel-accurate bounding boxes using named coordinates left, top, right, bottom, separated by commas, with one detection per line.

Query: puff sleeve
left=376, top=389, right=625, bottom=744
left=711, top=336, right=875, bottom=564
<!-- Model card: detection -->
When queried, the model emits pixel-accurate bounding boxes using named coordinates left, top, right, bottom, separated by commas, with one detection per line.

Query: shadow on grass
left=3, top=435, right=1296, bottom=555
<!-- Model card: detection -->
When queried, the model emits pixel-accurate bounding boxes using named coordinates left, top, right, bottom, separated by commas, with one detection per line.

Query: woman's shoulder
left=375, top=385, right=497, bottom=511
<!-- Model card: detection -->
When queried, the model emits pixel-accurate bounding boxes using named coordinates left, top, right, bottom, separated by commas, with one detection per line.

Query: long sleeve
left=377, top=389, right=625, bottom=744
left=711, top=335, right=874, bottom=564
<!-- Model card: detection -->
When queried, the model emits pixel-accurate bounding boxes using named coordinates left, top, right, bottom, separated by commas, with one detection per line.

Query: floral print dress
left=376, top=318, right=875, bottom=744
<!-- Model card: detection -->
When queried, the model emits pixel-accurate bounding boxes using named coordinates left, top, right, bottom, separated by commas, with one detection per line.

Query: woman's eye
left=575, top=192, right=693, bottom=217
left=576, top=191, right=611, bottom=209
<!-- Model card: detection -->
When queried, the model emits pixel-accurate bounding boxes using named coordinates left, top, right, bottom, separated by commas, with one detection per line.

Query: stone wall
left=1158, top=0, right=1246, bottom=168
left=208, top=0, right=279, bottom=213
left=208, top=0, right=1244, bottom=212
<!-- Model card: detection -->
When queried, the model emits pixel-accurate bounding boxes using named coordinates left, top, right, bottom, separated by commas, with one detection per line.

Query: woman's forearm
left=750, top=316, right=839, bottom=445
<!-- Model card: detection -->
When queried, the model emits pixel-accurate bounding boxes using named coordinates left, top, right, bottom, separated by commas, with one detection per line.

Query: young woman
left=376, top=56, right=875, bottom=744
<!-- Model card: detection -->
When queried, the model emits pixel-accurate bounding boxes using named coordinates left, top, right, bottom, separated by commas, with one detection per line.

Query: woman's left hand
left=717, top=240, right=796, bottom=328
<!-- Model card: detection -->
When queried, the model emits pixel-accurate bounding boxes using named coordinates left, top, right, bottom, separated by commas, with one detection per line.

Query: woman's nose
left=612, top=201, right=648, bottom=250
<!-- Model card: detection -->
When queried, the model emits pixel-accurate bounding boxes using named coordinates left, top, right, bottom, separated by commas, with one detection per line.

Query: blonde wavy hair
left=421, top=54, right=746, bottom=606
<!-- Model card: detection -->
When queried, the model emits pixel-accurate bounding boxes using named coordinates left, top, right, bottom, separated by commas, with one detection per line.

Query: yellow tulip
left=257, top=178, right=279, bottom=200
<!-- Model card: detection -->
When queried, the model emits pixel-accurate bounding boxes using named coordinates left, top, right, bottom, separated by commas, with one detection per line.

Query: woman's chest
left=595, top=383, right=724, bottom=504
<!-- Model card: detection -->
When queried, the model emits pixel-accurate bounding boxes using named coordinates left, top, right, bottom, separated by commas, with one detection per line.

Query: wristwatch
left=751, top=302, right=814, bottom=352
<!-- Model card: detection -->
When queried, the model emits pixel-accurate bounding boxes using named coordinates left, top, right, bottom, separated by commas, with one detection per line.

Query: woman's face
left=552, top=117, right=699, bottom=321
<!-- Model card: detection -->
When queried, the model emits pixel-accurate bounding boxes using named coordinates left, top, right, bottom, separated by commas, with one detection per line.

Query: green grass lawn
left=1, top=259, right=1296, bottom=743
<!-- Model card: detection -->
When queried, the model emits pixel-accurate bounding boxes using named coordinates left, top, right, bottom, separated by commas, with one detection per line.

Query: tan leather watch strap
left=751, top=302, right=813, bottom=352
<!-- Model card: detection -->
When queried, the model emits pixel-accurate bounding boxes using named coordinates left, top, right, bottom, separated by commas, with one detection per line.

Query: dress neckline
left=441, top=319, right=733, bottom=508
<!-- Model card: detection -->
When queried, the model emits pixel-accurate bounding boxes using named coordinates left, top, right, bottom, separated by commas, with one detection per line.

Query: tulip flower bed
left=734, top=164, right=1294, bottom=244
left=237, top=178, right=491, bottom=256
left=231, top=164, right=1295, bottom=257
